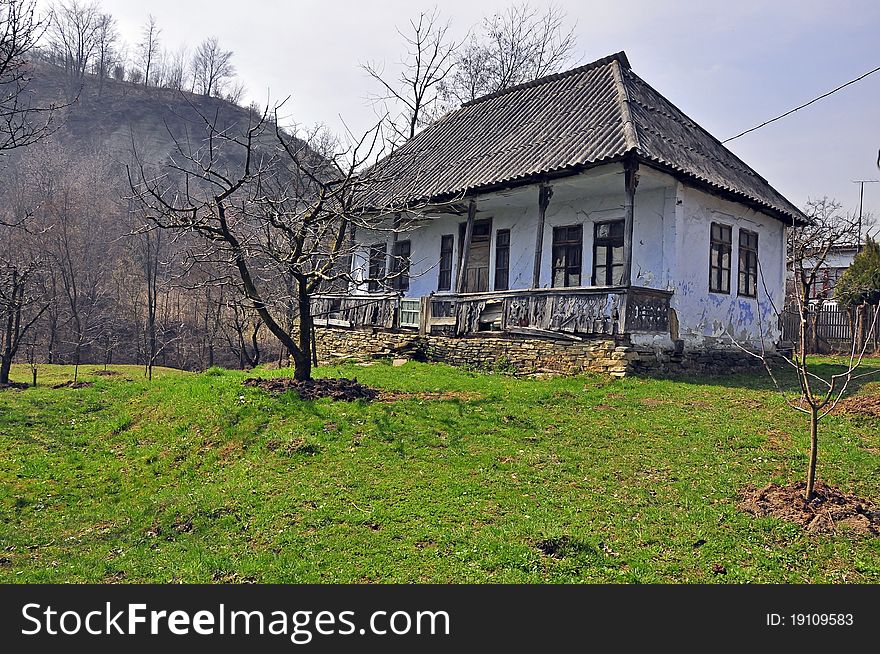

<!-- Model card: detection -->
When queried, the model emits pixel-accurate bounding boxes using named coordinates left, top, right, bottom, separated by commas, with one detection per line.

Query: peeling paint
left=350, top=166, right=786, bottom=353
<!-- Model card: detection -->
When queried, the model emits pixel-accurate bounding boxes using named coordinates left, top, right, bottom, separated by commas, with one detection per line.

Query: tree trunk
left=1, top=281, right=18, bottom=385
left=294, top=280, right=312, bottom=382
left=1, top=328, right=12, bottom=386
left=0, top=356, right=11, bottom=385
left=805, top=406, right=819, bottom=501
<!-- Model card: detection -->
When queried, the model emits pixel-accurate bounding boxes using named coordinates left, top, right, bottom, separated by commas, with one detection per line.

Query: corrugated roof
left=362, top=52, right=807, bottom=224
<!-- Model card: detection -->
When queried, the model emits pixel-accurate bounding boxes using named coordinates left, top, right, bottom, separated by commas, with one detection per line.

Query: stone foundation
left=314, top=326, right=765, bottom=377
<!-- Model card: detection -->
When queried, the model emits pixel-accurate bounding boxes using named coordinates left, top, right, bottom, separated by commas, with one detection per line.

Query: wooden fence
left=782, top=304, right=879, bottom=353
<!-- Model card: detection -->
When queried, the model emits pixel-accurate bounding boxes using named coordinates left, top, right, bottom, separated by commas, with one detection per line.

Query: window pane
left=553, top=269, right=565, bottom=287
left=553, top=224, right=583, bottom=287
left=593, top=221, right=623, bottom=287
left=554, top=250, right=566, bottom=268
left=495, top=229, right=510, bottom=291
left=611, top=264, right=624, bottom=286
left=439, top=234, right=453, bottom=291
left=391, top=240, right=411, bottom=292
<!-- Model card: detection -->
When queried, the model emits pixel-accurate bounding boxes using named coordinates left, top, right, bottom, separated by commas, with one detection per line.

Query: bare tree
left=447, top=2, right=577, bottom=103
left=219, top=297, right=262, bottom=369
left=165, top=44, right=189, bottom=91
left=129, top=221, right=164, bottom=380
left=1, top=0, right=55, bottom=153
left=190, top=36, right=234, bottom=97
left=362, top=8, right=457, bottom=143
left=136, top=13, right=160, bottom=87
left=32, top=142, right=118, bottom=382
left=0, top=222, right=49, bottom=385
left=110, top=43, right=126, bottom=81
left=223, top=79, right=246, bottom=105
left=734, top=199, right=879, bottom=501
left=92, top=10, right=116, bottom=94
left=47, top=0, right=101, bottom=93
left=788, top=198, right=861, bottom=352
left=130, top=104, right=423, bottom=381
left=127, top=66, right=143, bottom=85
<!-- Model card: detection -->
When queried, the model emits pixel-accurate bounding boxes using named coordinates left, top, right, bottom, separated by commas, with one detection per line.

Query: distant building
left=787, top=243, right=861, bottom=305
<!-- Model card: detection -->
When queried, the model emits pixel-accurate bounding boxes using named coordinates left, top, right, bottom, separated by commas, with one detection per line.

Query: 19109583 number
left=767, top=613, right=854, bottom=626
left=791, top=614, right=853, bottom=626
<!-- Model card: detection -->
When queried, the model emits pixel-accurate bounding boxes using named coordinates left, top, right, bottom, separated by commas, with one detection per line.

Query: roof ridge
left=460, top=51, right=631, bottom=108
left=610, top=58, right=640, bottom=153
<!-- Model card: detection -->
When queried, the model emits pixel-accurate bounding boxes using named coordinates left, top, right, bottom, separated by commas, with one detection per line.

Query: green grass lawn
left=0, top=359, right=878, bottom=583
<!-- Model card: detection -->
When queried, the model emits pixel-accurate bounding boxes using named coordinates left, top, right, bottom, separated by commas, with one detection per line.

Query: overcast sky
left=86, top=1, right=880, bottom=219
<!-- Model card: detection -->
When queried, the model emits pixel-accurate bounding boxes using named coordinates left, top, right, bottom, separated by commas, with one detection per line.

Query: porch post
left=622, top=157, right=640, bottom=287
left=456, top=199, right=477, bottom=293
left=347, top=223, right=357, bottom=292
left=389, top=212, right=400, bottom=293
left=532, top=182, right=553, bottom=288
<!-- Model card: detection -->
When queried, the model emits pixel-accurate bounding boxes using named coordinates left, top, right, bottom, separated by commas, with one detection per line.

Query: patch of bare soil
left=834, top=394, right=880, bottom=419
left=0, top=382, right=30, bottom=391
left=92, top=370, right=120, bottom=377
left=243, top=377, right=379, bottom=401
left=377, top=390, right=482, bottom=403
left=211, top=570, right=256, bottom=584
left=739, top=481, right=880, bottom=536
left=52, top=381, right=94, bottom=389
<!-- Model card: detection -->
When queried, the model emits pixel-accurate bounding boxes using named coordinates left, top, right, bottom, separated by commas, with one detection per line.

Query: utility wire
left=723, top=64, right=880, bottom=143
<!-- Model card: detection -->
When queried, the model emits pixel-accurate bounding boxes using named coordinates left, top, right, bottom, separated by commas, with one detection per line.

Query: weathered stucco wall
left=348, top=164, right=788, bottom=354
left=670, top=184, right=786, bottom=350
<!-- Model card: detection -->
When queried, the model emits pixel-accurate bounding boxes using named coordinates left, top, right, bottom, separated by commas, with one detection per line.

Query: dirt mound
left=243, top=377, right=379, bottom=401
left=0, top=382, right=30, bottom=391
left=52, top=381, right=95, bottom=389
left=739, top=481, right=880, bottom=536
left=834, top=393, right=880, bottom=418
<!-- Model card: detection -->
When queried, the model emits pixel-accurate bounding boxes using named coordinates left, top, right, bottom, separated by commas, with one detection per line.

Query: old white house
left=314, top=52, right=807, bottom=374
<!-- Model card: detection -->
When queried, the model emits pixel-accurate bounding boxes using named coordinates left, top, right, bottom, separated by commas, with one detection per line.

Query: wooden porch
left=312, top=286, right=672, bottom=339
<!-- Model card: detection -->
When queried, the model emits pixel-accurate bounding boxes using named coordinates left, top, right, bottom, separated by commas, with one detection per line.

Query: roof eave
left=635, top=158, right=809, bottom=227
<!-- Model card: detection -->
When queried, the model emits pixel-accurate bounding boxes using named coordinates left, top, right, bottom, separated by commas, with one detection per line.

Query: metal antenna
left=852, top=179, right=879, bottom=250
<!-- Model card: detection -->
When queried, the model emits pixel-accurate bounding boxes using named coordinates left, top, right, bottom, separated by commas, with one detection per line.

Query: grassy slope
left=0, top=361, right=877, bottom=583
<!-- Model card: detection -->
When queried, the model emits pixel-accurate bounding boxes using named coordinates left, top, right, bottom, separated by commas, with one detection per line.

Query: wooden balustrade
left=313, top=286, right=673, bottom=338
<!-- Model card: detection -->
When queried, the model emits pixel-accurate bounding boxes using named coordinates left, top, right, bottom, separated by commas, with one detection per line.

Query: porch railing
left=313, top=286, right=673, bottom=338
left=423, top=286, right=672, bottom=337
left=312, top=294, right=401, bottom=329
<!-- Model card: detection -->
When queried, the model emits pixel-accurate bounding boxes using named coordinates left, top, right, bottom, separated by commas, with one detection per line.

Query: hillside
left=18, top=61, right=285, bottom=169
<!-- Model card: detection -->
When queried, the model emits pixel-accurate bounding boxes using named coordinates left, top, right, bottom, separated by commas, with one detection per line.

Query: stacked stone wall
left=313, top=327, right=764, bottom=377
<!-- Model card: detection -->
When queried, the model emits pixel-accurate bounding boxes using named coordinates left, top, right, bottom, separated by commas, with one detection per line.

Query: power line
left=722, top=63, right=880, bottom=143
